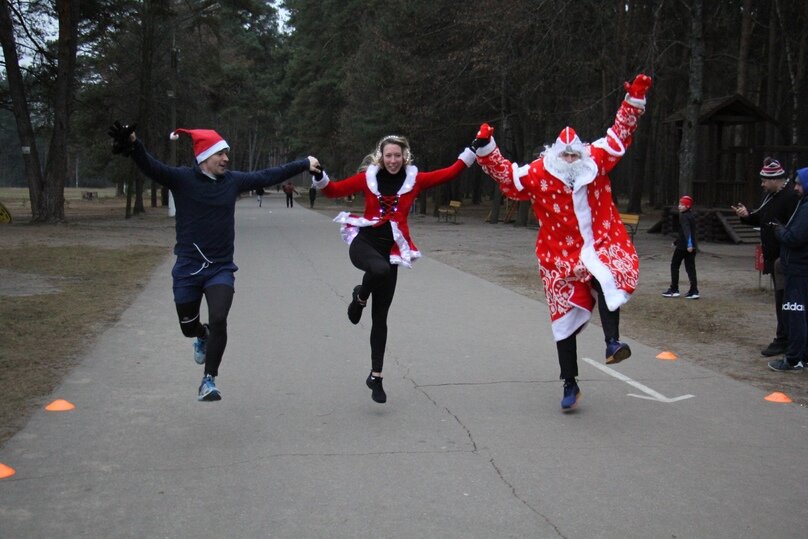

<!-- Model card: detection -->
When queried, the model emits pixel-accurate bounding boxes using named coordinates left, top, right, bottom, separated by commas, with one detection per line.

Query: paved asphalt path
left=1, top=196, right=806, bottom=538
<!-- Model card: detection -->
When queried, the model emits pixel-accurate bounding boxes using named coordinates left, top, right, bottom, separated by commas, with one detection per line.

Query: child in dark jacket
left=662, top=195, right=699, bottom=299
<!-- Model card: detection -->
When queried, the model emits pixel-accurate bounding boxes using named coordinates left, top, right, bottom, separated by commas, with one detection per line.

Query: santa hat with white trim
left=547, top=126, right=587, bottom=157
left=169, top=128, right=229, bottom=164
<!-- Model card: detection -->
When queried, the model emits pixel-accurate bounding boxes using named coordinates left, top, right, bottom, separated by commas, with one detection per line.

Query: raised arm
left=311, top=170, right=368, bottom=199
left=473, top=123, right=531, bottom=202
left=590, top=74, right=652, bottom=173
left=233, top=158, right=315, bottom=192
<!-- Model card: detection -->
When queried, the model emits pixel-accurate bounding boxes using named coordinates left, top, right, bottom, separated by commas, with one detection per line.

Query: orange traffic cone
left=45, top=399, right=75, bottom=411
left=0, top=463, right=16, bottom=479
left=764, top=392, right=792, bottom=403
left=656, top=351, right=678, bottom=360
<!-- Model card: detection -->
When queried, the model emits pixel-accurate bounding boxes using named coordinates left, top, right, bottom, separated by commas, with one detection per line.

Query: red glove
left=623, top=74, right=652, bottom=99
left=476, top=123, right=494, bottom=139
left=471, top=123, right=494, bottom=152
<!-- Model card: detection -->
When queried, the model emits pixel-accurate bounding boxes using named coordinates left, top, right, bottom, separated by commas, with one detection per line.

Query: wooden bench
left=620, top=213, right=640, bottom=240
left=437, top=200, right=462, bottom=223
left=82, top=191, right=99, bottom=201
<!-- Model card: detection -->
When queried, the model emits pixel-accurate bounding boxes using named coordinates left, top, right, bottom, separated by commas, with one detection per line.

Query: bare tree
left=0, top=0, right=79, bottom=223
left=0, top=0, right=45, bottom=219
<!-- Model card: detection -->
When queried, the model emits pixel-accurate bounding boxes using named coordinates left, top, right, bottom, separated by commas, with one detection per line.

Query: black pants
left=670, top=248, right=697, bottom=292
left=556, top=279, right=619, bottom=380
left=349, top=234, right=398, bottom=373
left=782, top=272, right=808, bottom=365
left=285, top=193, right=294, bottom=207
left=176, top=284, right=234, bottom=377
left=772, top=260, right=788, bottom=344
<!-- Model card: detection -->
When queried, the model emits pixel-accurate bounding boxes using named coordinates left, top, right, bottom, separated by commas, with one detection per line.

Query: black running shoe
left=347, top=286, right=366, bottom=325
left=366, top=373, right=387, bottom=403
left=761, top=341, right=787, bottom=357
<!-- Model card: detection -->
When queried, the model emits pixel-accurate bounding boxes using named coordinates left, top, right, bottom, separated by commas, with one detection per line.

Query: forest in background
left=1, top=0, right=807, bottom=222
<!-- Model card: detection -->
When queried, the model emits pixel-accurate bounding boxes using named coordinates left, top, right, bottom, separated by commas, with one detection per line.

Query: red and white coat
left=476, top=96, right=646, bottom=341
left=313, top=148, right=475, bottom=267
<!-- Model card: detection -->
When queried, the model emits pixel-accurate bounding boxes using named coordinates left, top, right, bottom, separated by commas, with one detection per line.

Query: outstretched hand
left=624, top=74, right=652, bottom=99
left=107, top=121, right=137, bottom=156
left=471, top=123, right=494, bottom=151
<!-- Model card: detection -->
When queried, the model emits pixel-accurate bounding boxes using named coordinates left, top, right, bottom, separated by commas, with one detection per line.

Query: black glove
left=470, top=123, right=494, bottom=152
left=471, top=137, right=489, bottom=152
left=312, top=166, right=324, bottom=181
left=107, top=121, right=137, bottom=156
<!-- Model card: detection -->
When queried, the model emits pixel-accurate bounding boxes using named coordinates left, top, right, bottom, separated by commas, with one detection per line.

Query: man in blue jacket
left=108, top=122, right=321, bottom=400
left=768, top=167, right=808, bottom=373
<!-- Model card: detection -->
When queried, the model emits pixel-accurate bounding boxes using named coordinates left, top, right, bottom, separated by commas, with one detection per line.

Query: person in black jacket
left=663, top=195, right=699, bottom=299
left=732, top=158, right=800, bottom=357
left=768, top=167, right=808, bottom=372
left=108, top=122, right=321, bottom=401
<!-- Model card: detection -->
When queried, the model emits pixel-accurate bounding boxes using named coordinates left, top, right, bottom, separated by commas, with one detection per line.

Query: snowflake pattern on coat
left=478, top=98, right=644, bottom=341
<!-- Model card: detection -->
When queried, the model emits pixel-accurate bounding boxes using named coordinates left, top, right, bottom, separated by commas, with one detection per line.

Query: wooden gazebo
left=664, top=94, right=778, bottom=209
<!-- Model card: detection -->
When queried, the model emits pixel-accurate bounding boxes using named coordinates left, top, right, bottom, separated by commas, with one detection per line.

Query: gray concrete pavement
left=1, top=195, right=806, bottom=538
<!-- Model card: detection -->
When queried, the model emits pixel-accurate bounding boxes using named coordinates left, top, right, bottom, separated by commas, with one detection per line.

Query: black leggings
left=349, top=234, right=398, bottom=373
left=176, top=284, right=234, bottom=377
left=556, top=279, right=620, bottom=380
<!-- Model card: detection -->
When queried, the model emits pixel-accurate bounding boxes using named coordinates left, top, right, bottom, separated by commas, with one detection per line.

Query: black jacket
left=775, top=197, right=808, bottom=275
left=740, top=181, right=800, bottom=271
left=674, top=209, right=697, bottom=251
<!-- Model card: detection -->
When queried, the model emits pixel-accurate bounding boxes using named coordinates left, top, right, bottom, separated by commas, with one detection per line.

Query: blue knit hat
left=796, top=167, right=808, bottom=187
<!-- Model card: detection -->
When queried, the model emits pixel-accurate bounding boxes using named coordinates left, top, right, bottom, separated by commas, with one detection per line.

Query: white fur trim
left=511, top=164, right=530, bottom=191
left=551, top=304, right=592, bottom=341
left=365, top=163, right=418, bottom=195
left=389, top=221, right=418, bottom=267
left=169, top=131, right=180, bottom=140
left=592, top=128, right=626, bottom=157
left=399, top=165, right=417, bottom=195
left=571, top=186, right=631, bottom=312
left=476, top=137, right=497, bottom=157
left=311, top=171, right=330, bottom=189
left=624, top=94, right=646, bottom=109
left=458, top=147, right=476, bottom=167
left=196, top=139, right=229, bottom=164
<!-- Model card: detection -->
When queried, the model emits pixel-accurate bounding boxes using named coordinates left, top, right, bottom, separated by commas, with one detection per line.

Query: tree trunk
left=0, top=0, right=45, bottom=220
left=678, top=0, right=704, bottom=198
left=133, top=0, right=156, bottom=216
left=40, top=0, right=80, bottom=223
left=736, top=0, right=754, bottom=96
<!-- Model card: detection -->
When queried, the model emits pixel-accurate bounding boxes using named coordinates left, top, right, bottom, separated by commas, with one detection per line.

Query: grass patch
left=0, top=245, right=167, bottom=444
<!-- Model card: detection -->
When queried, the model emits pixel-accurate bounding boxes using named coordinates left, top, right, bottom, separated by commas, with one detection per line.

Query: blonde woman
left=312, top=135, right=475, bottom=403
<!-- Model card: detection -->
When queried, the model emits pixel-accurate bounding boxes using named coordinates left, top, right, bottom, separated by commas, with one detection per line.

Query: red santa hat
left=679, top=195, right=693, bottom=209
left=759, top=157, right=786, bottom=179
left=169, top=128, right=230, bottom=164
left=556, top=127, right=585, bottom=155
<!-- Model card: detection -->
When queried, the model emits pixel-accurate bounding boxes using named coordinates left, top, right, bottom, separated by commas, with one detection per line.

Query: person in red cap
left=732, top=157, right=800, bottom=358
left=107, top=121, right=321, bottom=402
left=310, top=135, right=476, bottom=404
left=471, top=73, right=651, bottom=410
left=662, top=195, right=699, bottom=299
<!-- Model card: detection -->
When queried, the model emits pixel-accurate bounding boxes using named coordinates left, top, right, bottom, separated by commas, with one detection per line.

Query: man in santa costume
left=472, top=73, right=652, bottom=410
left=108, top=122, right=321, bottom=402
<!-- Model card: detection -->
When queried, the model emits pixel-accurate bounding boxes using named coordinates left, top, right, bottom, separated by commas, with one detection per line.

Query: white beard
left=542, top=148, right=598, bottom=189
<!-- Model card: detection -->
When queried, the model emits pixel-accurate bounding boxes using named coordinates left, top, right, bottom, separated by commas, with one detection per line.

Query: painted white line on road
left=582, top=357, right=694, bottom=403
